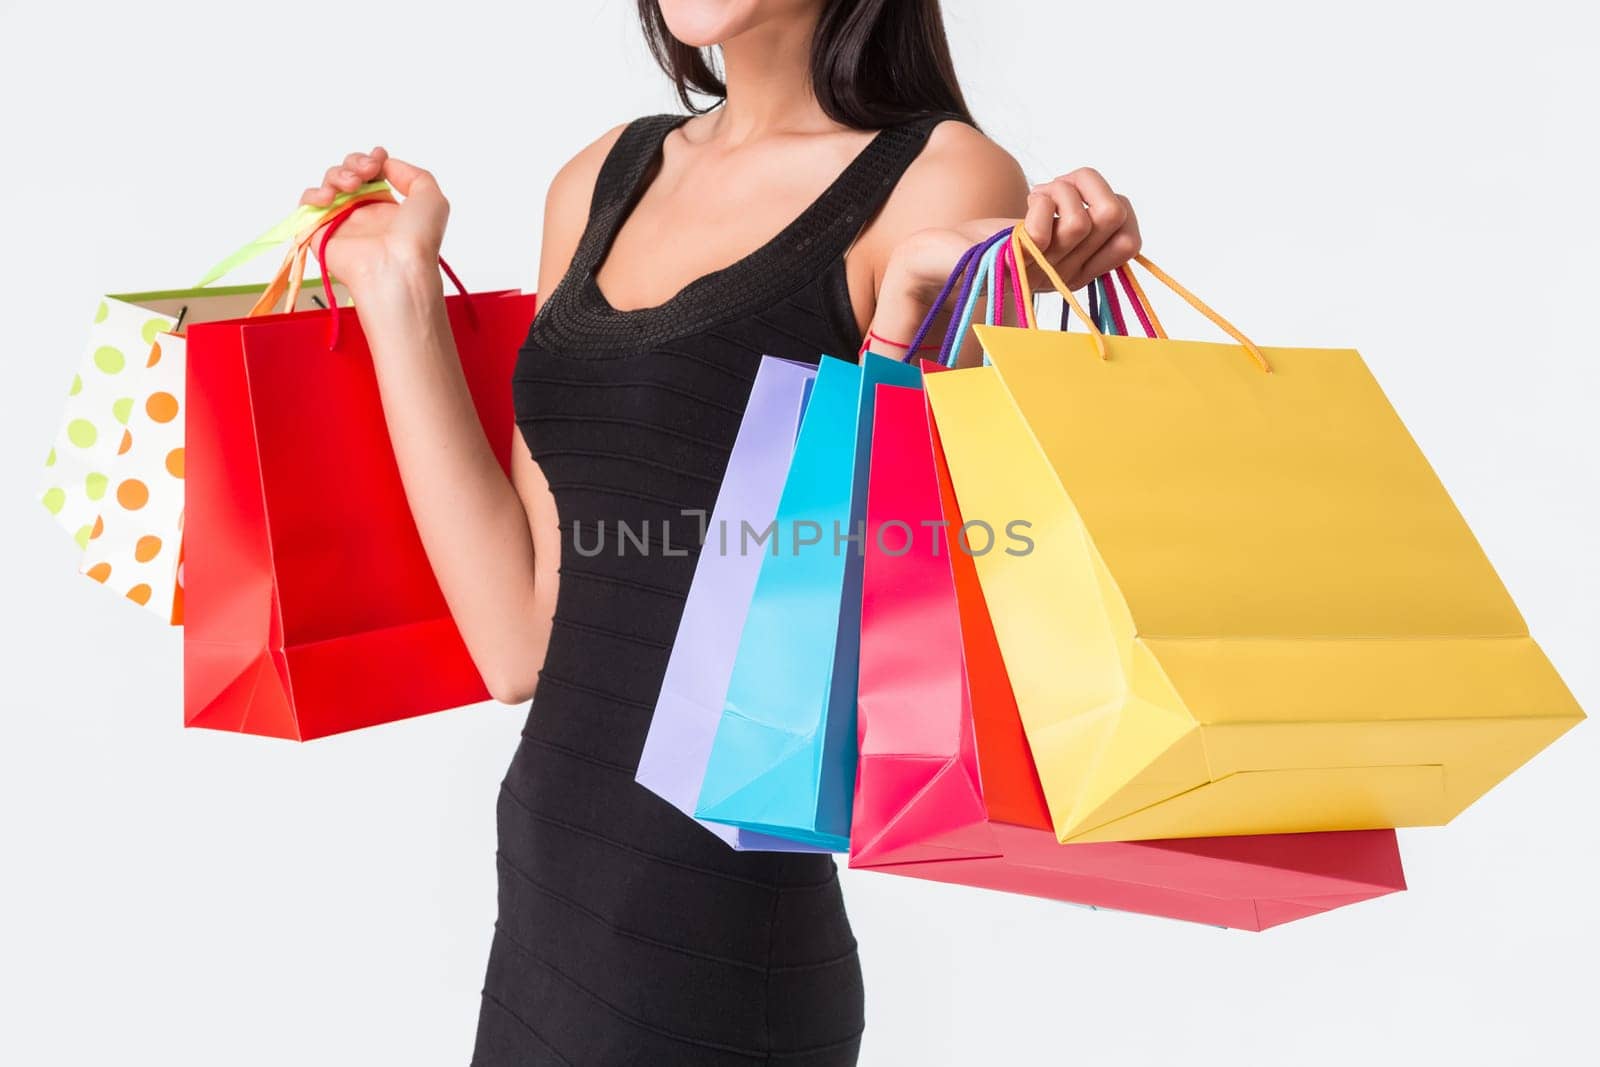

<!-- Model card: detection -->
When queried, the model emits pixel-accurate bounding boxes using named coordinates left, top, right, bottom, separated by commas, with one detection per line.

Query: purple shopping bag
left=636, top=355, right=824, bottom=851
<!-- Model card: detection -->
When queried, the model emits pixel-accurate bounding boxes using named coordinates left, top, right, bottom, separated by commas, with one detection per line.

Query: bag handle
left=191, top=181, right=394, bottom=315
left=1060, top=270, right=1149, bottom=339
left=902, top=227, right=1013, bottom=364
left=1098, top=274, right=1127, bottom=335
left=995, top=240, right=1016, bottom=325
left=1009, top=225, right=1272, bottom=372
left=313, top=197, right=473, bottom=350
left=187, top=181, right=472, bottom=349
left=249, top=190, right=399, bottom=318
left=940, top=236, right=1010, bottom=367
left=1008, top=226, right=1105, bottom=359
left=1086, top=273, right=1106, bottom=333
left=901, top=242, right=979, bottom=362
left=190, top=181, right=389, bottom=290
left=906, top=223, right=1165, bottom=368
left=1031, top=245, right=1152, bottom=341
left=1115, top=264, right=1162, bottom=338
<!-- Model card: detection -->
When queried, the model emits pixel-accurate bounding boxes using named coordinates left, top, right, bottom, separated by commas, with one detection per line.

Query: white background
left=2, top=1, right=1597, bottom=1064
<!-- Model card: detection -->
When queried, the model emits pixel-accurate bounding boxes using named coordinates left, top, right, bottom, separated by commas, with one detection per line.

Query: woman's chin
left=658, top=0, right=794, bottom=48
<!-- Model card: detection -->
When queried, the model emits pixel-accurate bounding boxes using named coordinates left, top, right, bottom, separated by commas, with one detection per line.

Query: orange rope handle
left=1126, top=254, right=1271, bottom=373
left=1011, top=224, right=1272, bottom=374
left=1009, top=226, right=1107, bottom=361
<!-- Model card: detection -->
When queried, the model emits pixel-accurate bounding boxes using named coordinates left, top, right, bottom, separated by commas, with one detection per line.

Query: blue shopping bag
left=695, top=352, right=921, bottom=850
left=636, top=356, right=826, bottom=851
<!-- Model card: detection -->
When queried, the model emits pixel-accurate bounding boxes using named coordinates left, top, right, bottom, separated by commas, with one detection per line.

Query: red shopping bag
left=850, top=381, right=1407, bottom=929
left=182, top=208, right=536, bottom=740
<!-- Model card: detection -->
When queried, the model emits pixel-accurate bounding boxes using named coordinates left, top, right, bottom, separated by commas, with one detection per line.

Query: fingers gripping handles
left=311, top=198, right=475, bottom=349
left=902, top=227, right=1162, bottom=368
left=192, top=180, right=473, bottom=350
left=902, top=225, right=1272, bottom=373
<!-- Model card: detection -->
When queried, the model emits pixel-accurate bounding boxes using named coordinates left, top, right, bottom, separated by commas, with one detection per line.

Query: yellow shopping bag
left=923, top=226, right=1584, bottom=844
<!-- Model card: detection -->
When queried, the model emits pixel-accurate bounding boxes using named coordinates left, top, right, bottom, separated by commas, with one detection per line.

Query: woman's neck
left=704, top=8, right=835, bottom=142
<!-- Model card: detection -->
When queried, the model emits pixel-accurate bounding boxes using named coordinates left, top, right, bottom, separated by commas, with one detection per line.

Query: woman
left=299, top=2, right=1141, bottom=1062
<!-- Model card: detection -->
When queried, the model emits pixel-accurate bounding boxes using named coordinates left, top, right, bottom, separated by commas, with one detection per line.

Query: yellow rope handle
left=1128, top=254, right=1271, bottom=372
left=1011, top=224, right=1272, bottom=373
left=1009, top=226, right=1107, bottom=361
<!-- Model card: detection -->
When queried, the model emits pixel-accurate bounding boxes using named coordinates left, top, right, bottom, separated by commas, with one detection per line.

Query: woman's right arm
left=301, top=129, right=624, bottom=704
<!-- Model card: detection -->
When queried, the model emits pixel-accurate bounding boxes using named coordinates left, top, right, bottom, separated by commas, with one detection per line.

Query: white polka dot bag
left=38, top=299, right=188, bottom=620
left=36, top=183, right=388, bottom=624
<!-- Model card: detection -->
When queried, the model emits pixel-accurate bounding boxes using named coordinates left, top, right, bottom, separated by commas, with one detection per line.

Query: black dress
left=470, top=111, right=950, bottom=1066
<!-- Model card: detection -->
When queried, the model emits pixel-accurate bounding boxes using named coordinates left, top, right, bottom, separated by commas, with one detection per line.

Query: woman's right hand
left=299, top=147, right=450, bottom=298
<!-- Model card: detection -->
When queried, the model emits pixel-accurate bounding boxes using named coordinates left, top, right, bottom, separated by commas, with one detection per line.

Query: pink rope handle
left=999, top=239, right=1027, bottom=324
left=1100, top=272, right=1128, bottom=335
left=994, top=241, right=1009, bottom=327
left=314, top=198, right=475, bottom=350
left=1114, top=265, right=1158, bottom=339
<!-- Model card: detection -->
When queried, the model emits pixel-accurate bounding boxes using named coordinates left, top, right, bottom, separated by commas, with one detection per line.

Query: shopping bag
left=855, top=385, right=1405, bottom=928
left=695, top=352, right=920, bottom=849
left=36, top=181, right=401, bottom=623
left=38, top=298, right=188, bottom=620
left=183, top=193, right=537, bottom=740
left=637, top=355, right=828, bottom=851
left=853, top=226, right=1083, bottom=861
left=925, top=225, right=1585, bottom=843
left=851, top=238, right=1405, bottom=928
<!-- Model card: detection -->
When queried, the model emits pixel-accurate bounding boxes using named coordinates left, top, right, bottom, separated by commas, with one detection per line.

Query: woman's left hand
left=875, top=167, right=1141, bottom=340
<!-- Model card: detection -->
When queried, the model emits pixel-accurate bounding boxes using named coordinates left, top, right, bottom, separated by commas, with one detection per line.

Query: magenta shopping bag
left=636, top=356, right=824, bottom=851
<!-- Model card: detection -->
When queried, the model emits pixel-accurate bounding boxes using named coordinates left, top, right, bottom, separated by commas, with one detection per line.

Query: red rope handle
left=314, top=198, right=475, bottom=350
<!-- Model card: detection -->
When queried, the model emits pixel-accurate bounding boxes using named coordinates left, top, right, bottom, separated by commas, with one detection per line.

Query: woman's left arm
left=849, top=121, right=1141, bottom=364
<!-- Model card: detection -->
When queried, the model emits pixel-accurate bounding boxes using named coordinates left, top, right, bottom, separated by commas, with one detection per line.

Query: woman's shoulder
left=920, top=116, right=1023, bottom=179
left=852, top=115, right=1030, bottom=263
left=897, top=115, right=1029, bottom=222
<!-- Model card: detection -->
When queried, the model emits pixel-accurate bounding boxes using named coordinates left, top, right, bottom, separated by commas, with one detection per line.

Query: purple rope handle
left=902, top=227, right=1014, bottom=364
left=903, top=243, right=980, bottom=363
left=1058, top=270, right=1155, bottom=338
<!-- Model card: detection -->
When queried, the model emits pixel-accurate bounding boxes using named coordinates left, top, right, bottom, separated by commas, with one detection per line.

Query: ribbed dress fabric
left=469, top=112, right=950, bottom=1066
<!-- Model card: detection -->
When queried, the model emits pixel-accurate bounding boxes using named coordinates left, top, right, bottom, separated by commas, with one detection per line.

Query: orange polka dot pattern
left=41, top=296, right=186, bottom=623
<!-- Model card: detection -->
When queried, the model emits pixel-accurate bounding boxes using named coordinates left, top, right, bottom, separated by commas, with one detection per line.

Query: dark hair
left=636, top=0, right=975, bottom=129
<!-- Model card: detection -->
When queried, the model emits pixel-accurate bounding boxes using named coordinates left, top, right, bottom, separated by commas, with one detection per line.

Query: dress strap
left=811, top=111, right=963, bottom=250
left=566, top=113, right=691, bottom=280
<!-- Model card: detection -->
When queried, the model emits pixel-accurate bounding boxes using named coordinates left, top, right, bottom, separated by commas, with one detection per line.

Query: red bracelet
left=858, top=329, right=940, bottom=356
